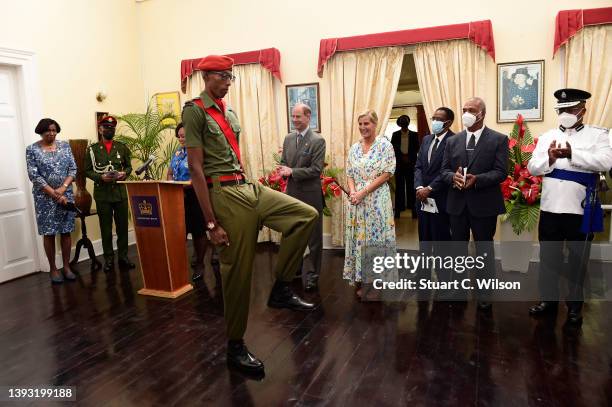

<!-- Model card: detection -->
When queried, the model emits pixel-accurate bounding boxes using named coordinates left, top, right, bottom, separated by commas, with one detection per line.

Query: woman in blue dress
left=26, top=118, right=78, bottom=284
left=167, top=123, right=210, bottom=281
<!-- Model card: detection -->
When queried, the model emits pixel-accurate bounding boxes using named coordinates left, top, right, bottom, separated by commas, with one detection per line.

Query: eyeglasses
left=209, top=71, right=236, bottom=82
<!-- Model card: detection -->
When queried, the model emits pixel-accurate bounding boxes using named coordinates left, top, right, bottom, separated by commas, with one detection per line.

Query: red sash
left=193, top=98, right=243, bottom=168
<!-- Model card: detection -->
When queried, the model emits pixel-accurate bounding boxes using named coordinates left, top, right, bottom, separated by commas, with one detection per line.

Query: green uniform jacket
left=84, top=140, right=132, bottom=202
left=182, top=92, right=242, bottom=177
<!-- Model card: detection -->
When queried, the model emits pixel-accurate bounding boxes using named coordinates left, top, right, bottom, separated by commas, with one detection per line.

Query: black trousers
left=417, top=206, right=452, bottom=276
left=395, top=165, right=415, bottom=214
left=538, top=211, right=593, bottom=308
left=450, top=209, right=498, bottom=301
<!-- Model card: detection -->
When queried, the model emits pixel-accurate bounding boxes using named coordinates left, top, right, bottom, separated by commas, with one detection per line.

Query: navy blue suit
left=414, top=130, right=454, bottom=241
left=414, top=131, right=454, bottom=291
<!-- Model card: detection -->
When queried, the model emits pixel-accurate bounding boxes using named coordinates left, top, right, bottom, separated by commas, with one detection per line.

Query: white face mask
left=558, top=112, right=580, bottom=128
left=462, top=112, right=478, bottom=128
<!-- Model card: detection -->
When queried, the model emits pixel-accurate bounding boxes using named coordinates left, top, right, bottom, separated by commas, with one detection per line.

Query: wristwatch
left=206, top=221, right=217, bottom=231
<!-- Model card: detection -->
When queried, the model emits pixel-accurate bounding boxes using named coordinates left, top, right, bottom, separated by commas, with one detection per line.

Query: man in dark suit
left=441, top=97, right=508, bottom=310
left=414, top=107, right=455, bottom=294
left=391, top=115, right=419, bottom=218
left=278, top=103, right=326, bottom=291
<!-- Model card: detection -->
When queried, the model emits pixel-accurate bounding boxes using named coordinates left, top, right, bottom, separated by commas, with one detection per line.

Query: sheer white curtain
left=414, top=39, right=487, bottom=134
left=323, top=46, right=404, bottom=246
left=565, top=25, right=612, bottom=128
left=226, top=64, right=282, bottom=242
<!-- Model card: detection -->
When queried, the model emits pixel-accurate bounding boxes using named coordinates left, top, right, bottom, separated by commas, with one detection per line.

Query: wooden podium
left=120, top=180, right=193, bottom=298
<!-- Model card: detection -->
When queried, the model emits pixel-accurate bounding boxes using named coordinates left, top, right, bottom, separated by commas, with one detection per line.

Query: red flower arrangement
left=501, top=114, right=542, bottom=234
left=259, top=152, right=343, bottom=216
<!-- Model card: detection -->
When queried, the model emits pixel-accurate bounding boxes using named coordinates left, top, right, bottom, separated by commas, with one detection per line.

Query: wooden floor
left=1, top=244, right=612, bottom=407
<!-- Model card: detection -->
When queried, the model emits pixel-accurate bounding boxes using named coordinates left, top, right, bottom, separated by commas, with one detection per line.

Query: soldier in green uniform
left=183, top=55, right=318, bottom=377
left=84, top=115, right=135, bottom=272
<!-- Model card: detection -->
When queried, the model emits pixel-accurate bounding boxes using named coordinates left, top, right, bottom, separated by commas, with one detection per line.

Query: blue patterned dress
left=343, top=136, right=396, bottom=283
left=26, top=140, right=77, bottom=235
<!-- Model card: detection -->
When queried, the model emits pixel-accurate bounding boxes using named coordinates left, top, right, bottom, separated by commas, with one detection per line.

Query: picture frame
left=497, top=60, right=544, bottom=123
left=154, top=91, right=181, bottom=125
left=286, top=83, right=320, bottom=133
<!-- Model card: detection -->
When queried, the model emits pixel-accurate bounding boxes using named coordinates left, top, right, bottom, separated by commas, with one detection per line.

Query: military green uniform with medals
left=84, top=140, right=132, bottom=263
left=183, top=92, right=318, bottom=340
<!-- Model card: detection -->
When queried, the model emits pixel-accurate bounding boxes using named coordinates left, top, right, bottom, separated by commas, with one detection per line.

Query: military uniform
left=528, top=88, right=612, bottom=323
left=84, top=116, right=133, bottom=267
left=183, top=90, right=318, bottom=341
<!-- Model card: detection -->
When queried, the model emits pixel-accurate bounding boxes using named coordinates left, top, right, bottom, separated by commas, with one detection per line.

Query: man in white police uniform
left=527, top=88, right=612, bottom=325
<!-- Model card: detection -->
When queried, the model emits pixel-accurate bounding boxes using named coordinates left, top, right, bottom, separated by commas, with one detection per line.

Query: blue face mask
left=431, top=120, right=446, bottom=135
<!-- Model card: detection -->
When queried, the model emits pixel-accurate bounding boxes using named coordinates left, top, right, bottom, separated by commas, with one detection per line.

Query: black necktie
left=428, top=138, right=439, bottom=163
left=466, top=134, right=476, bottom=164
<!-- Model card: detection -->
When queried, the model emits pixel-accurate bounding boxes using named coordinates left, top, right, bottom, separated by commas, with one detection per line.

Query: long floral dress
left=343, top=136, right=396, bottom=284
left=26, top=140, right=77, bottom=235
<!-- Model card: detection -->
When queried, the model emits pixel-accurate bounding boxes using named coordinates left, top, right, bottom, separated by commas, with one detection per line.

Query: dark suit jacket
left=281, top=128, right=326, bottom=211
left=414, top=130, right=454, bottom=213
left=391, top=129, right=419, bottom=170
left=440, top=126, right=508, bottom=217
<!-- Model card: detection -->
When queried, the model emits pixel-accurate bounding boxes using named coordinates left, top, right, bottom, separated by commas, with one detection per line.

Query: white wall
left=135, top=0, right=611, bottom=140
left=1, top=0, right=146, bottom=244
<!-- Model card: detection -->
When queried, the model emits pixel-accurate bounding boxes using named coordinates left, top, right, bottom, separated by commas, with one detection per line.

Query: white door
left=0, top=65, right=39, bottom=282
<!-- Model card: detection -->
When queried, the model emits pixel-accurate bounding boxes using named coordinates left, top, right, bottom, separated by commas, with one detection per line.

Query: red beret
left=196, top=55, right=234, bottom=71
left=98, top=115, right=117, bottom=127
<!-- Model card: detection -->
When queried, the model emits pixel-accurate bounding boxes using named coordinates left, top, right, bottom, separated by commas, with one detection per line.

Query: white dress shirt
left=527, top=125, right=612, bottom=215
left=465, top=126, right=485, bottom=147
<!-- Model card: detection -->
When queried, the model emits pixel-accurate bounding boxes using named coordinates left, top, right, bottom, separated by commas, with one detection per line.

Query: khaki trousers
left=210, top=180, right=318, bottom=340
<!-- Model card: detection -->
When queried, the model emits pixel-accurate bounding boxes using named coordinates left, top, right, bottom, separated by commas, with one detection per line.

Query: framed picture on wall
left=286, top=83, right=320, bottom=133
left=497, top=60, right=544, bottom=123
left=154, top=91, right=181, bottom=125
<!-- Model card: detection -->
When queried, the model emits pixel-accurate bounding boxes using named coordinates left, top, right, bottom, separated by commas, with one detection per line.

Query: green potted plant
left=114, top=101, right=180, bottom=180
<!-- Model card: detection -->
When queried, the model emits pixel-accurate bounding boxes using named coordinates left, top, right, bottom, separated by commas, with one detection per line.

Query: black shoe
left=191, top=268, right=203, bottom=282
left=118, top=259, right=136, bottom=269
left=566, top=306, right=583, bottom=325
left=227, top=341, right=265, bottom=376
left=267, top=281, right=315, bottom=310
left=103, top=261, right=114, bottom=273
left=529, top=301, right=558, bottom=315
left=304, top=278, right=318, bottom=292
left=477, top=301, right=492, bottom=311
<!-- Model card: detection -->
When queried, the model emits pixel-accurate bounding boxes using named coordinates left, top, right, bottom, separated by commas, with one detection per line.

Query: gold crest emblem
left=138, top=200, right=153, bottom=216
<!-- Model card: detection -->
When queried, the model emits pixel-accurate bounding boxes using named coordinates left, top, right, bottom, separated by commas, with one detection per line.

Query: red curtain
left=180, top=48, right=282, bottom=92
left=553, top=7, right=612, bottom=55
left=318, top=20, right=495, bottom=77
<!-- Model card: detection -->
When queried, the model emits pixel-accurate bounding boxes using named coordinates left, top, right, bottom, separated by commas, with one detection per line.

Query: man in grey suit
left=278, top=103, right=326, bottom=291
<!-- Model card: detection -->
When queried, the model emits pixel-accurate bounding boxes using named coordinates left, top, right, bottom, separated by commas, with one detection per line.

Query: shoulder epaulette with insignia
left=591, top=125, right=609, bottom=132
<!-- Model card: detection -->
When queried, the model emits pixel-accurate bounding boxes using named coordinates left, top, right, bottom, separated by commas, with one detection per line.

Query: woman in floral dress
left=343, top=110, right=396, bottom=298
left=26, top=118, right=77, bottom=284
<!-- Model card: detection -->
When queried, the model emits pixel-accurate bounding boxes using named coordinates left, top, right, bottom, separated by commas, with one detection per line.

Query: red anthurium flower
left=501, top=177, right=513, bottom=200
left=521, top=144, right=536, bottom=153
left=509, top=138, right=517, bottom=149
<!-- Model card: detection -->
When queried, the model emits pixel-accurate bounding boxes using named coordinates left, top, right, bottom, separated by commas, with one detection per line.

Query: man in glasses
left=182, top=55, right=318, bottom=377
left=528, top=88, right=612, bottom=325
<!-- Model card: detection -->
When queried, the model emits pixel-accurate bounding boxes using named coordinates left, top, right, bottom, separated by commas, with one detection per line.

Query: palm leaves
left=114, top=101, right=180, bottom=180
left=502, top=198, right=540, bottom=235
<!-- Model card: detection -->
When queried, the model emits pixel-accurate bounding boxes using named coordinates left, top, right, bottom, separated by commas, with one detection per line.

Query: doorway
left=384, top=53, right=428, bottom=251
left=0, top=63, right=41, bottom=282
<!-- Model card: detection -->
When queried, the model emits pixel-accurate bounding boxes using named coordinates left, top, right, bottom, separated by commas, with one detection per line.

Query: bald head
left=466, top=97, right=486, bottom=114
left=291, top=103, right=312, bottom=132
